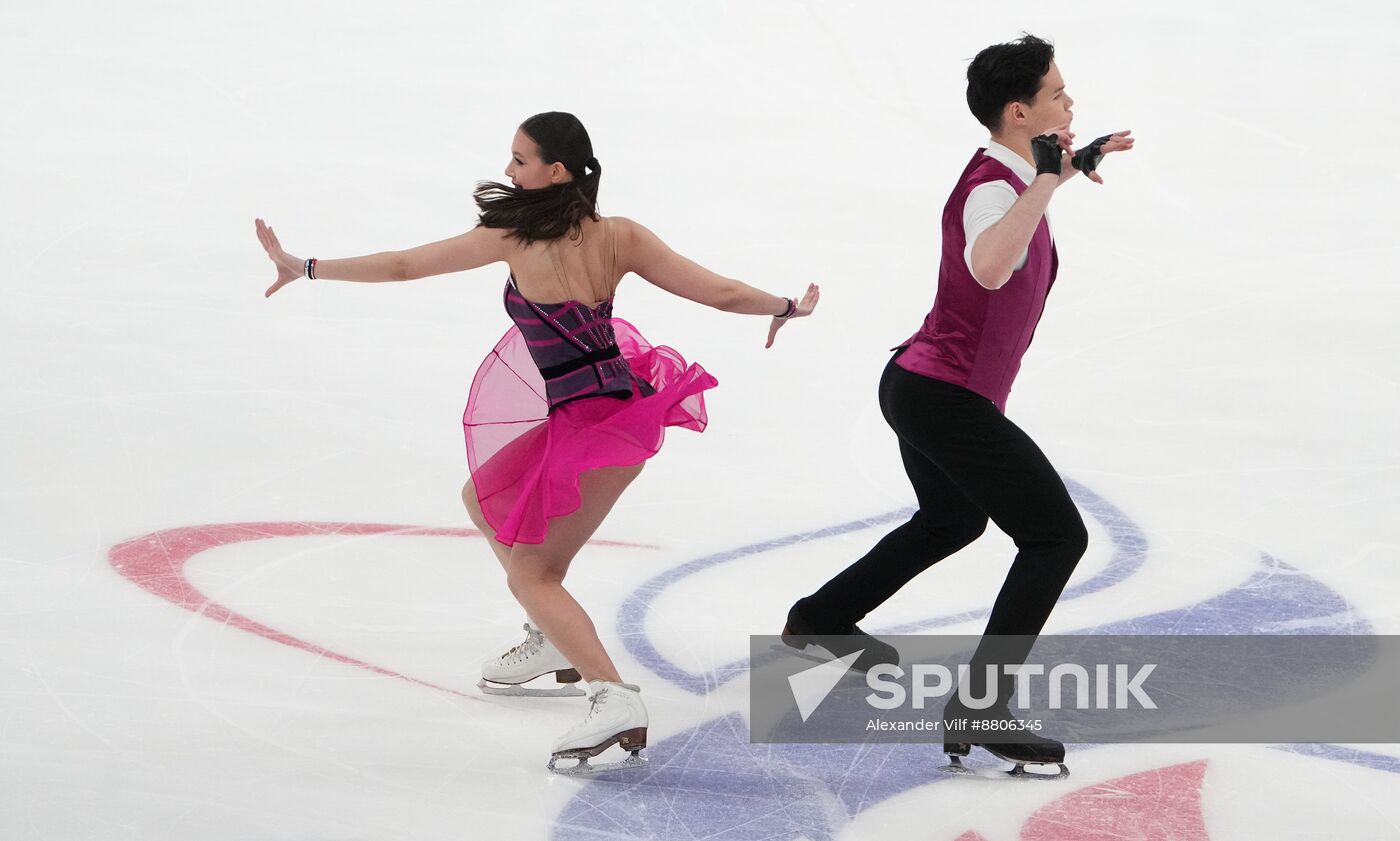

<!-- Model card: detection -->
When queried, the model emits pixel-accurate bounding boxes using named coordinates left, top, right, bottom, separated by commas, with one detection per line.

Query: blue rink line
left=554, top=479, right=1391, bottom=841
left=1276, top=743, right=1400, bottom=774
left=617, top=477, right=1148, bottom=696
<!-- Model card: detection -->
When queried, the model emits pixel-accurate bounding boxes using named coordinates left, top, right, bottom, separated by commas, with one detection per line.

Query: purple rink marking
left=557, top=552, right=1386, bottom=839
left=1276, top=743, right=1400, bottom=774
left=617, top=478, right=1147, bottom=696
left=554, top=479, right=1390, bottom=841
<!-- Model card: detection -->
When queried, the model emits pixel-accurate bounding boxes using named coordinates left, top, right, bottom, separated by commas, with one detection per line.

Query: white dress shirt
left=961, top=140, right=1055, bottom=275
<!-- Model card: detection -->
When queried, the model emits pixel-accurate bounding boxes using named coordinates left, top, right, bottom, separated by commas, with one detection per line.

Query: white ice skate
left=547, top=680, right=649, bottom=776
left=478, top=623, right=585, bottom=698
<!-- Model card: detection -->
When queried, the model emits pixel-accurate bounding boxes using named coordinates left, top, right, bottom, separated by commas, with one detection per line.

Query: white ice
left=3, top=1, right=1399, bottom=839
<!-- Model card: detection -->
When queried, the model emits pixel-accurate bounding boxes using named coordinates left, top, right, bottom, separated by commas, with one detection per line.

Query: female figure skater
left=256, top=111, right=817, bottom=774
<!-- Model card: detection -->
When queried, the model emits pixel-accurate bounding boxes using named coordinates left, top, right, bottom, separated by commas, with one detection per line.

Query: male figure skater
left=782, top=34, right=1134, bottom=773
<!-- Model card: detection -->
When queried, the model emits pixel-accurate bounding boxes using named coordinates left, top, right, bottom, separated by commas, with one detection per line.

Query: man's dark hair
left=966, top=34, right=1055, bottom=132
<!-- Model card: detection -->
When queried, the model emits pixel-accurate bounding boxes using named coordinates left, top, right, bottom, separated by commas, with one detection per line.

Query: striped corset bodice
left=504, top=278, right=654, bottom=411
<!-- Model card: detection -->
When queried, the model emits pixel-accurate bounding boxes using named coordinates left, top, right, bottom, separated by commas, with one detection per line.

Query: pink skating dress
left=462, top=221, right=718, bottom=547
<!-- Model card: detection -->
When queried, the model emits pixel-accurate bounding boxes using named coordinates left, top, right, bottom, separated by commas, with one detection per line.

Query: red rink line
left=117, top=526, right=1215, bottom=839
left=108, top=521, right=658, bottom=698
left=953, top=760, right=1210, bottom=841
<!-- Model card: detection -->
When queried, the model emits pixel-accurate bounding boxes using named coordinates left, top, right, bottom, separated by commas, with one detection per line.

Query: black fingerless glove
left=1071, top=134, right=1112, bottom=175
left=1030, top=133, right=1063, bottom=176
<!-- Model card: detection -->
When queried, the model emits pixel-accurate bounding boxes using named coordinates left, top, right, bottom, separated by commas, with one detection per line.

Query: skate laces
left=501, top=623, right=544, bottom=664
left=584, top=686, right=610, bottom=720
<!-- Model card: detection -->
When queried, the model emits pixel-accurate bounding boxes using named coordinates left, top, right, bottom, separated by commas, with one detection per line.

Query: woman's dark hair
left=474, top=111, right=601, bottom=245
left=966, top=34, right=1055, bottom=132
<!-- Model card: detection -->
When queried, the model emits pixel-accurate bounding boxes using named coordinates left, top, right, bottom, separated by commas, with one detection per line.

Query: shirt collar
left=985, top=139, right=1037, bottom=186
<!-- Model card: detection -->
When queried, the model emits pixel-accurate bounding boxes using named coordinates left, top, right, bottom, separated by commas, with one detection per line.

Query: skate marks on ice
left=1014, top=761, right=1209, bottom=841
left=96, top=506, right=1395, bottom=839
left=617, top=478, right=1151, bottom=696
left=549, top=718, right=1214, bottom=841
left=617, top=476, right=1369, bottom=689
left=107, top=521, right=658, bottom=695
left=766, top=642, right=1073, bottom=780
left=942, top=763, right=1210, bottom=840
left=552, top=479, right=1386, bottom=839
left=555, top=567, right=1383, bottom=838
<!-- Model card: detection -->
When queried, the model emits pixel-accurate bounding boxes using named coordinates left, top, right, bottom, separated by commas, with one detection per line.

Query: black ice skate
left=776, top=601, right=900, bottom=673
left=940, top=698, right=1069, bottom=780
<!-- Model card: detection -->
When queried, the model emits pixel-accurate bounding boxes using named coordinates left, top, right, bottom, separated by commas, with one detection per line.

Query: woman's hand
left=256, top=218, right=305, bottom=297
left=765, top=283, right=820, bottom=349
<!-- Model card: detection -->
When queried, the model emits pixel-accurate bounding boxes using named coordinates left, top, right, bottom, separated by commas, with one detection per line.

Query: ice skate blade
left=770, top=642, right=843, bottom=668
left=940, top=754, right=1069, bottom=781
left=771, top=640, right=899, bottom=673
left=547, top=750, right=648, bottom=777
left=548, top=727, right=648, bottom=776
left=477, top=678, right=585, bottom=698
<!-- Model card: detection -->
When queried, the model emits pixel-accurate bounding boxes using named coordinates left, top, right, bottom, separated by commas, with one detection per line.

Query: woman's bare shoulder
left=602, top=216, right=654, bottom=252
left=473, top=225, right=519, bottom=256
left=603, top=215, right=647, bottom=234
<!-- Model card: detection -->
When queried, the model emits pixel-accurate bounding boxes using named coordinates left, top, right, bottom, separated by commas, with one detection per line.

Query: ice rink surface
left=3, top=1, right=1399, bottom=838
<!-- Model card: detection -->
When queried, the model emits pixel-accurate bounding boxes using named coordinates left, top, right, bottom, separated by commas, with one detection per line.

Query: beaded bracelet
left=304, top=258, right=318, bottom=280
left=776, top=297, right=797, bottom=319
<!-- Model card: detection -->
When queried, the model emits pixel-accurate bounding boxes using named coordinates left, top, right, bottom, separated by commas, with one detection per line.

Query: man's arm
left=968, top=174, right=1058, bottom=290
left=970, top=131, right=1069, bottom=289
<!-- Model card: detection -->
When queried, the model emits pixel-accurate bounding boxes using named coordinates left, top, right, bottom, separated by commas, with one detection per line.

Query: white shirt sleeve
left=962, top=180, right=1028, bottom=275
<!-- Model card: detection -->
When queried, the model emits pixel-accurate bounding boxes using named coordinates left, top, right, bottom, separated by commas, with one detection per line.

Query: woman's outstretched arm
left=617, top=217, right=818, bottom=348
left=256, top=218, right=512, bottom=297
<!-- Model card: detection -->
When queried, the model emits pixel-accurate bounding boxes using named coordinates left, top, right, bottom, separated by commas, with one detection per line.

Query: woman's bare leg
left=462, top=479, right=512, bottom=571
left=505, top=463, right=645, bottom=683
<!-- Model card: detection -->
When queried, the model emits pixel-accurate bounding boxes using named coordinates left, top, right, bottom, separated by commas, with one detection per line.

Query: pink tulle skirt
left=463, top=319, right=718, bottom=546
